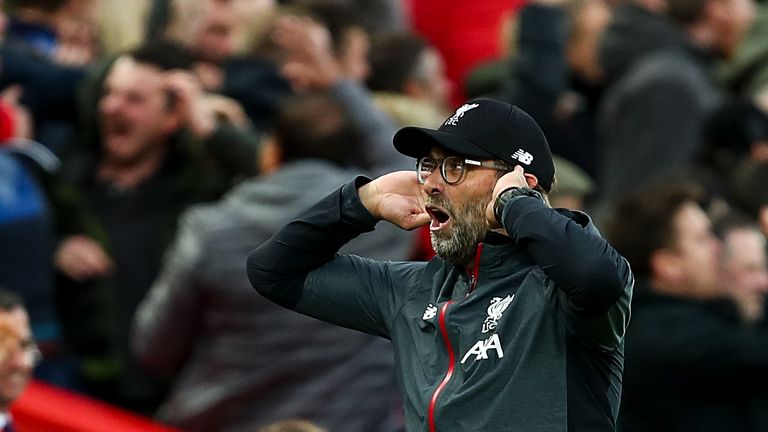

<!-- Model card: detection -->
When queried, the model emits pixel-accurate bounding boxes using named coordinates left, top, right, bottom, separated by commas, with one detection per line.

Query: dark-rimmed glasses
left=417, top=156, right=511, bottom=185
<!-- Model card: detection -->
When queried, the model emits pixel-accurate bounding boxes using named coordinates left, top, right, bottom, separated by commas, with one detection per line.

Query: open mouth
left=426, top=205, right=451, bottom=231
left=102, top=117, right=132, bottom=138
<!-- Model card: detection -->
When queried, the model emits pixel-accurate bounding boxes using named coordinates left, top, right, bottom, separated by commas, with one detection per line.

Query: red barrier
left=10, top=380, right=179, bottom=432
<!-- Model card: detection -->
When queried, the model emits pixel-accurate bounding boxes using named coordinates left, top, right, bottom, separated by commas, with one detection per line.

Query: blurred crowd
left=0, top=0, right=767, bottom=430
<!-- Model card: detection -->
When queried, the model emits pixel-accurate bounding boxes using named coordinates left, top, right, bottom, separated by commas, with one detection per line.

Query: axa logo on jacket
left=461, top=333, right=504, bottom=364
left=460, top=294, right=516, bottom=364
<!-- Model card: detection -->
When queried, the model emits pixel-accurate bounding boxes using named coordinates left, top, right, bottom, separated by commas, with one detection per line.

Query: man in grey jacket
left=249, top=98, right=633, bottom=431
left=132, top=92, right=414, bottom=431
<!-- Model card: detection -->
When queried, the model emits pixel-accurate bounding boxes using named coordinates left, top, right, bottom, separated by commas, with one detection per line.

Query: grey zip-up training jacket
left=248, top=178, right=634, bottom=431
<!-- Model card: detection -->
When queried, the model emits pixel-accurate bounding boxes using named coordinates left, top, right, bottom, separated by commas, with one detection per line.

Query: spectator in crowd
left=597, top=0, right=756, bottom=201
left=158, top=0, right=290, bottom=130
left=7, top=0, right=71, bottom=60
left=354, top=0, right=407, bottom=35
left=0, top=289, right=39, bottom=432
left=597, top=0, right=675, bottom=87
left=271, top=12, right=410, bottom=175
left=50, top=40, right=260, bottom=414
left=133, top=92, right=411, bottom=432
left=699, top=100, right=768, bottom=179
left=714, top=211, right=768, bottom=325
left=606, top=180, right=768, bottom=431
left=0, top=84, right=68, bottom=388
left=466, top=0, right=612, bottom=178
left=366, top=32, right=450, bottom=128
left=275, top=0, right=406, bottom=36
left=163, top=0, right=237, bottom=68
left=162, top=0, right=239, bottom=92
left=228, top=0, right=278, bottom=60
left=5, top=0, right=98, bottom=67
left=721, top=3, right=768, bottom=97
left=549, top=155, right=595, bottom=210
left=729, top=159, right=768, bottom=236
left=287, top=0, right=372, bottom=85
left=694, top=23, right=768, bottom=194
left=549, top=0, right=612, bottom=177
left=0, top=0, right=87, bottom=157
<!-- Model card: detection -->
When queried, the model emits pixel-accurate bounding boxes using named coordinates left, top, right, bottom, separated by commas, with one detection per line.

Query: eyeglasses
left=417, top=156, right=511, bottom=185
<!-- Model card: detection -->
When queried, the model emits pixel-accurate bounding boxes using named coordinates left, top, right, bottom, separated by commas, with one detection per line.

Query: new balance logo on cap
left=445, top=103, right=479, bottom=126
left=511, top=149, right=534, bottom=165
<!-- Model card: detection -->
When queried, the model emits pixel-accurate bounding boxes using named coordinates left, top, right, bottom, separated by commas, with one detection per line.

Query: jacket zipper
left=428, top=301, right=455, bottom=432
left=468, top=243, right=483, bottom=294
left=427, top=244, right=484, bottom=431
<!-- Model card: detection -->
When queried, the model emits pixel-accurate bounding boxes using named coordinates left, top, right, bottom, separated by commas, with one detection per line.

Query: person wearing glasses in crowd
left=248, top=98, right=633, bottom=431
left=0, top=289, right=39, bottom=432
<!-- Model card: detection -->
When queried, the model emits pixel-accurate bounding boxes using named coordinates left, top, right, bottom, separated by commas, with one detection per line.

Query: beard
left=428, top=190, right=493, bottom=267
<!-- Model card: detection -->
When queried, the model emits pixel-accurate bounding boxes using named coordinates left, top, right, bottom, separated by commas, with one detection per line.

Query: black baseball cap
left=393, top=97, right=555, bottom=190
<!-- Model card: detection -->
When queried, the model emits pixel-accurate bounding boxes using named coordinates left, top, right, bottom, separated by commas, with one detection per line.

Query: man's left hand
left=486, top=165, right=536, bottom=228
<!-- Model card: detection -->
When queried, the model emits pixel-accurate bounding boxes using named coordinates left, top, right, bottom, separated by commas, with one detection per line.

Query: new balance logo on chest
left=422, top=304, right=438, bottom=321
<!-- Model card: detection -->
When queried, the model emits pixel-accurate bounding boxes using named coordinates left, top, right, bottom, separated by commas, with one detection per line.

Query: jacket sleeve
left=500, top=195, right=633, bottom=349
left=131, top=208, right=205, bottom=375
left=247, top=178, right=402, bottom=338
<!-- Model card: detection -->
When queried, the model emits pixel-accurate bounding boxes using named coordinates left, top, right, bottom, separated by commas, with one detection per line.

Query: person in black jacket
left=606, top=180, right=768, bottom=432
left=248, top=97, right=633, bottom=431
left=50, top=40, right=260, bottom=414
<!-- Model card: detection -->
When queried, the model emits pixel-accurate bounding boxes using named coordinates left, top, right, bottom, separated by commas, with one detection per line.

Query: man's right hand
left=273, top=16, right=343, bottom=91
left=54, top=235, right=114, bottom=282
left=358, top=171, right=431, bottom=230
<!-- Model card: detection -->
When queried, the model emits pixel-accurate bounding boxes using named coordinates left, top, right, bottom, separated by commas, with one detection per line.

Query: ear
left=524, top=173, right=539, bottom=189
left=259, top=135, right=281, bottom=175
left=650, top=249, right=681, bottom=282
